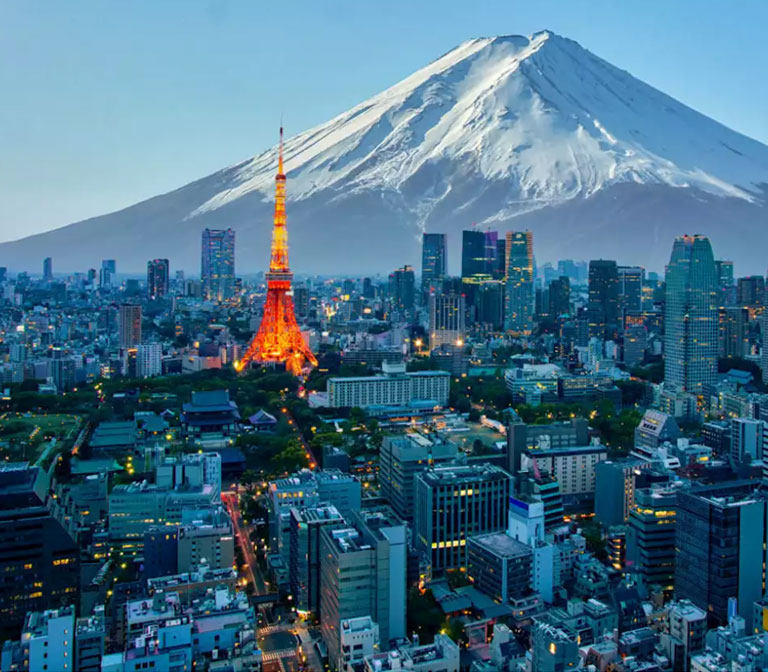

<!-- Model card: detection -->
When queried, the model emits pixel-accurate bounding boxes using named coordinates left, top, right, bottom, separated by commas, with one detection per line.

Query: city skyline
left=3, top=6, right=768, bottom=671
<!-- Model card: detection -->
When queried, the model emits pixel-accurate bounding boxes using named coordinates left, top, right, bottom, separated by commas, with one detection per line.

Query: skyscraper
left=42, top=257, right=53, bottom=282
left=714, top=259, right=734, bottom=287
left=146, top=258, right=170, bottom=300
left=548, top=276, right=571, bottom=318
left=504, top=231, right=534, bottom=334
left=618, top=265, right=644, bottom=319
left=429, top=291, right=466, bottom=349
left=390, top=265, right=415, bottom=311
left=0, top=464, right=79, bottom=631
left=675, top=485, right=767, bottom=629
left=421, top=233, right=447, bottom=299
left=719, top=306, right=749, bottom=359
left=201, top=228, right=235, bottom=302
left=99, top=259, right=116, bottom=289
left=461, top=230, right=489, bottom=278
left=737, top=275, right=765, bottom=308
left=663, top=235, right=718, bottom=393
left=588, top=260, right=619, bottom=338
left=118, top=304, right=142, bottom=348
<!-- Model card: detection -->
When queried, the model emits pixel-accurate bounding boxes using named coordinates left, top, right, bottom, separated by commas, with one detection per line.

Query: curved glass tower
left=663, top=235, right=718, bottom=394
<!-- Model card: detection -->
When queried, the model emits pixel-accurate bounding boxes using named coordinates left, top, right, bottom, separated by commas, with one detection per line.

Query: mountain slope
left=3, top=30, right=768, bottom=274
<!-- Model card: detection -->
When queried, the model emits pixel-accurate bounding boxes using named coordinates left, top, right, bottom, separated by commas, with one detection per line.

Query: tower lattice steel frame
left=236, top=128, right=317, bottom=375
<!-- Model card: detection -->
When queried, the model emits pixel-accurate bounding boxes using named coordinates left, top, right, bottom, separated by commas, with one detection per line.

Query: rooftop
left=419, top=462, right=511, bottom=485
left=469, top=531, right=532, bottom=558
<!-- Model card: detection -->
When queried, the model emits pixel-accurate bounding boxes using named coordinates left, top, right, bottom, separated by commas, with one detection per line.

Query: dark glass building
left=548, top=276, right=571, bottom=318
left=675, top=484, right=767, bottom=629
left=0, top=463, right=79, bottom=633
left=421, top=233, right=447, bottom=299
left=146, top=258, right=170, bottom=300
left=390, top=265, right=415, bottom=311
left=588, top=259, right=619, bottom=339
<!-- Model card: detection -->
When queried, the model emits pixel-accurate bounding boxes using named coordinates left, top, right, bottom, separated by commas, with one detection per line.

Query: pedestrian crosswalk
left=261, top=648, right=297, bottom=662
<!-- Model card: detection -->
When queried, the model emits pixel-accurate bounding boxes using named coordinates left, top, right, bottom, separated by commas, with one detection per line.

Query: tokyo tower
left=235, top=128, right=317, bottom=376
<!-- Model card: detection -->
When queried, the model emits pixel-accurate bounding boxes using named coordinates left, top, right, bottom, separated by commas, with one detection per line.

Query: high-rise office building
left=494, top=237, right=506, bottom=280
left=43, top=257, right=53, bottom=282
left=588, top=260, right=619, bottom=338
left=484, top=230, right=499, bottom=276
left=618, top=266, right=643, bottom=319
left=146, top=258, right=170, bottom=300
left=99, top=259, right=116, bottom=289
left=462, top=229, right=489, bottom=278
left=293, top=285, right=310, bottom=319
left=379, top=433, right=458, bottom=521
left=421, top=233, right=447, bottom=299
left=201, top=228, right=235, bottom=302
left=663, top=235, right=718, bottom=394
left=714, top=260, right=734, bottom=288
left=414, top=464, right=512, bottom=573
left=390, top=265, right=415, bottom=311
left=504, top=231, right=534, bottom=334
left=548, top=276, right=571, bottom=318
left=626, top=487, right=677, bottom=595
left=675, top=484, right=767, bottom=629
left=737, top=275, right=765, bottom=308
left=429, top=291, right=466, bottom=349
left=319, top=509, right=406, bottom=670
left=719, top=306, right=749, bottom=359
left=118, top=304, right=142, bottom=348
left=289, top=504, right=345, bottom=616
left=461, top=229, right=500, bottom=323
left=0, top=464, right=79, bottom=631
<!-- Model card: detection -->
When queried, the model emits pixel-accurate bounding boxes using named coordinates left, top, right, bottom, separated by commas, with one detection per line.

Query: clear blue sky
left=1, top=0, right=766, bottom=242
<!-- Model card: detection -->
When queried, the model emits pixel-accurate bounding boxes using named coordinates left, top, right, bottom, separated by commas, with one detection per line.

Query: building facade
left=664, top=235, right=718, bottom=394
left=504, top=231, right=534, bottom=334
left=414, top=464, right=512, bottom=573
left=421, top=233, right=447, bottom=299
left=201, top=228, right=235, bottom=302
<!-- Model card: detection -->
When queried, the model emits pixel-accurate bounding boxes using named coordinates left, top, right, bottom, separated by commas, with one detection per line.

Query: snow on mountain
left=2, top=30, right=768, bottom=274
left=196, top=30, right=767, bottom=215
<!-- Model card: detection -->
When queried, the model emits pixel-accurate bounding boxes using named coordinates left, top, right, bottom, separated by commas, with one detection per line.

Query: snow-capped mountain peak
left=3, top=30, right=768, bottom=275
left=191, top=29, right=768, bottom=223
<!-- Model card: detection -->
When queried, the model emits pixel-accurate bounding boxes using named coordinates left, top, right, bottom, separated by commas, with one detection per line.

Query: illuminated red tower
left=236, top=128, right=317, bottom=376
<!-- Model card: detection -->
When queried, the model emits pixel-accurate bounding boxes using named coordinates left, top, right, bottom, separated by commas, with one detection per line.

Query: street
left=222, top=488, right=323, bottom=671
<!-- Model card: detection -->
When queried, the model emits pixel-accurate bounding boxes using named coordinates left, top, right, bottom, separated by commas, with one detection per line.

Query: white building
left=136, top=342, right=162, bottom=378
left=508, top=498, right=555, bottom=602
left=1, top=606, right=75, bottom=672
left=340, top=616, right=380, bottom=672
left=327, top=362, right=450, bottom=408
left=363, top=634, right=459, bottom=672
left=521, top=439, right=608, bottom=500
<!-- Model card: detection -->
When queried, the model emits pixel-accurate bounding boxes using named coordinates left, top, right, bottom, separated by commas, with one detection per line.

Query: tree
left=406, top=588, right=445, bottom=644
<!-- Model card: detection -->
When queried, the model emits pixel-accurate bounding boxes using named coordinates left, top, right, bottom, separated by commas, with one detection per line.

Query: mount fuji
left=3, top=30, right=768, bottom=275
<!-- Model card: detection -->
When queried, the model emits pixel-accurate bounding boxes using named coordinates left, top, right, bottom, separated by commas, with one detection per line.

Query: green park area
left=0, top=413, right=82, bottom=463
